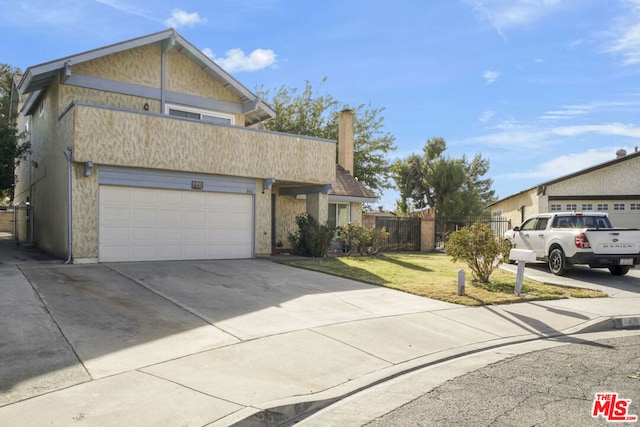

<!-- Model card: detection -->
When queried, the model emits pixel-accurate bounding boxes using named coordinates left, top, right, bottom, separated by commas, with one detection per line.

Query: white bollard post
left=514, top=261, right=525, bottom=296
left=457, top=269, right=465, bottom=296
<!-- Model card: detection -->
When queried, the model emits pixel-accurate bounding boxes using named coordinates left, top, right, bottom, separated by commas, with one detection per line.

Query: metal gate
left=0, top=205, right=33, bottom=243
left=435, top=216, right=511, bottom=250
left=375, top=216, right=421, bottom=252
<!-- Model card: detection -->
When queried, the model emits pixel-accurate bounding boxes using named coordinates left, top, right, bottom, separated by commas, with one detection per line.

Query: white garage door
left=99, top=186, right=253, bottom=262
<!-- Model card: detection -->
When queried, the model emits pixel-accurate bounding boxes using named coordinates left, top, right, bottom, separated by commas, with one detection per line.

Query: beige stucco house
left=13, top=29, right=375, bottom=263
left=488, top=149, right=640, bottom=229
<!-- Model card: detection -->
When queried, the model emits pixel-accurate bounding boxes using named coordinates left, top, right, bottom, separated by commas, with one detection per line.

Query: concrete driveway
left=1, top=242, right=639, bottom=426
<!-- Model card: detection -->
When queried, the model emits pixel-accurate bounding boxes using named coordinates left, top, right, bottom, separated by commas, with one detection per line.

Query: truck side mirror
left=513, top=226, right=521, bottom=232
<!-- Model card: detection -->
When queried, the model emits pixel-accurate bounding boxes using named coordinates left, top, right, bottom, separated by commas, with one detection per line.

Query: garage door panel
left=131, top=227, right=157, bottom=241
left=132, top=208, right=157, bottom=224
left=99, top=186, right=253, bottom=262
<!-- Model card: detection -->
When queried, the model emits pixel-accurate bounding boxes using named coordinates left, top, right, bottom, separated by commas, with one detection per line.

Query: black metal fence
left=435, top=216, right=511, bottom=250
left=375, top=216, right=421, bottom=252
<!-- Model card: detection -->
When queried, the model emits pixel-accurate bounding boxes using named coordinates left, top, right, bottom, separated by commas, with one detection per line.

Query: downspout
left=63, top=147, right=72, bottom=264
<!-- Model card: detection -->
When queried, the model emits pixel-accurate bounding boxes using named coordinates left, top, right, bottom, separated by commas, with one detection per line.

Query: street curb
left=223, top=317, right=640, bottom=426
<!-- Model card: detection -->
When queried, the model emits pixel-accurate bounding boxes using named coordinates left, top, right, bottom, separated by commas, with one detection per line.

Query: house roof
left=488, top=149, right=640, bottom=207
left=17, top=28, right=275, bottom=126
left=330, top=164, right=377, bottom=203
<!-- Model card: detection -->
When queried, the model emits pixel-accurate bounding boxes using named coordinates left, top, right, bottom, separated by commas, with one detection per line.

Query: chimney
left=338, top=109, right=354, bottom=174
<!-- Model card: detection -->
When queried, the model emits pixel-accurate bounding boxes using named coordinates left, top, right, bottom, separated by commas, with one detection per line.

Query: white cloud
left=601, top=0, right=640, bottom=65
left=95, top=0, right=155, bottom=20
left=552, top=123, right=640, bottom=138
left=483, top=70, right=500, bottom=84
left=502, top=148, right=622, bottom=181
left=461, top=120, right=640, bottom=150
left=204, top=48, right=277, bottom=72
left=466, top=0, right=563, bottom=38
left=164, top=9, right=207, bottom=28
left=479, top=110, right=496, bottom=122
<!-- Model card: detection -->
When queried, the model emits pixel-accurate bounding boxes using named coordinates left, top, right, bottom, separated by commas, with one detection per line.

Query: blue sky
left=3, top=0, right=640, bottom=210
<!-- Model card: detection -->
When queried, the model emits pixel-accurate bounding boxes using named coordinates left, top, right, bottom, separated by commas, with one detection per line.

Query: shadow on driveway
left=1, top=246, right=451, bottom=407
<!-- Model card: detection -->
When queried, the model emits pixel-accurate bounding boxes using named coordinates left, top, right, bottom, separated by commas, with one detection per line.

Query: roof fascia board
left=19, top=29, right=174, bottom=94
left=172, top=32, right=258, bottom=103
left=280, top=184, right=333, bottom=196
left=329, top=195, right=378, bottom=203
left=21, top=89, right=42, bottom=115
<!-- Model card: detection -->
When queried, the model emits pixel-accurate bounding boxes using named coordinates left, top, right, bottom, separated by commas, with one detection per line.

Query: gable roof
left=18, top=29, right=275, bottom=126
left=488, top=149, right=640, bottom=207
left=330, top=165, right=377, bottom=203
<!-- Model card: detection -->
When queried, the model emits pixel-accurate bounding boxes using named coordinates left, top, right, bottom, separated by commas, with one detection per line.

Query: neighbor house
left=13, top=29, right=375, bottom=263
left=488, top=148, right=640, bottom=229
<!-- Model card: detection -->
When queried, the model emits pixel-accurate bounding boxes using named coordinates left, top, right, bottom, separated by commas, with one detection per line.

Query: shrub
left=444, top=222, right=512, bottom=284
left=288, top=213, right=335, bottom=257
left=338, top=223, right=389, bottom=256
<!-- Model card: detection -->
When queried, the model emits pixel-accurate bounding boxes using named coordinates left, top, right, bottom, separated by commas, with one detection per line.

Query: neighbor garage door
left=99, top=186, right=253, bottom=262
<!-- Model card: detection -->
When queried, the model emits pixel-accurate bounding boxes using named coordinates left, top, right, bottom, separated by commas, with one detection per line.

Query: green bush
left=338, top=223, right=389, bottom=256
left=444, top=222, right=512, bottom=284
left=287, top=213, right=335, bottom=257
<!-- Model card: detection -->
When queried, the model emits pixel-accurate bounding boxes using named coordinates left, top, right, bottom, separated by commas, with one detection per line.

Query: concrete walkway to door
left=1, top=242, right=639, bottom=426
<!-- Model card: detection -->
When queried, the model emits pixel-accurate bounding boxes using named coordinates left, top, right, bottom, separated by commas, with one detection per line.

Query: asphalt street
left=365, top=334, right=640, bottom=427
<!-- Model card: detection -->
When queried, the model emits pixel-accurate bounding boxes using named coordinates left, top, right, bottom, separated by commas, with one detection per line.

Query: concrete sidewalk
left=0, top=250, right=638, bottom=426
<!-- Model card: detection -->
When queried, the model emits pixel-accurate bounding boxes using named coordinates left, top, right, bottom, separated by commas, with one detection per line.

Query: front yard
left=275, top=252, right=607, bottom=306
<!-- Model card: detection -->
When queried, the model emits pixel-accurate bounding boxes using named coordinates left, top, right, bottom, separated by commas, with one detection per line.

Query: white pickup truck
left=504, top=212, right=640, bottom=276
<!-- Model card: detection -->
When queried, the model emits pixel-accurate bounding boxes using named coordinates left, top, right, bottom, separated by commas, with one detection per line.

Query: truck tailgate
left=586, top=229, right=640, bottom=254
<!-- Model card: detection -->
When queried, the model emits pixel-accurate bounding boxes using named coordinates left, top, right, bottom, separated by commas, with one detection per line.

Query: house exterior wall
left=489, top=187, right=541, bottom=228
left=490, top=156, right=640, bottom=229
left=546, top=160, right=640, bottom=227
left=16, top=37, right=341, bottom=261
left=14, top=80, right=70, bottom=258
left=165, top=50, right=239, bottom=103
left=274, top=195, right=306, bottom=249
left=72, top=44, right=162, bottom=88
left=255, top=180, right=272, bottom=256
left=71, top=105, right=335, bottom=183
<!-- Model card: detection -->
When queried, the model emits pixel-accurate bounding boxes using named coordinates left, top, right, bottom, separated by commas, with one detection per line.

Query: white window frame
left=164, top=103, right=235, bottom=125
left=550, top=204, right=562, bottom=211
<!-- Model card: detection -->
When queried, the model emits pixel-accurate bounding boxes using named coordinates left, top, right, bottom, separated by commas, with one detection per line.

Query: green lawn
left=275, top=252, right=607, bottom=306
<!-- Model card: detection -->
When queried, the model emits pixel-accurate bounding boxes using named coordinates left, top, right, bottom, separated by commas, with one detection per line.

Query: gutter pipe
left=63, top=147, right=72, bottom=264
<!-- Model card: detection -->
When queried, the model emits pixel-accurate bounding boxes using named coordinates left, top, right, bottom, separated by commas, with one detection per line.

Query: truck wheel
left=548, top=248, right=567, bottom=276
left=609, top=266, right=630, bottom=276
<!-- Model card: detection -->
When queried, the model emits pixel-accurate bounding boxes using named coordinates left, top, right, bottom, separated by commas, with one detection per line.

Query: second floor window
left=166, top=104, right=235, bottom=125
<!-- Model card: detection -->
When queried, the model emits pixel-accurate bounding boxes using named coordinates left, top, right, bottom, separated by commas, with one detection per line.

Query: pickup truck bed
left=504, top=212, right=640, bottom=276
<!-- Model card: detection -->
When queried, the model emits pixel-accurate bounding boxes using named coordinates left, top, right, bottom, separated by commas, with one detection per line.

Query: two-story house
left=13, top=29, right=375, bottom=263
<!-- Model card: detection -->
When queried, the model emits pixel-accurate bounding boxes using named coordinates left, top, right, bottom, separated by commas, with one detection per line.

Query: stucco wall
left=255, top=181, right=272, bottom=256
left=274, top=195, right=306, bottom=249
left=73, top=44, right=162, bottom=88
left=25, top=80, right=69, bottom=258
left=165, top=49, right=240, bottom=103
left=547, top=158, right=640, bottom=195
left=61, top=85, right=161, bottom=115
left=72, top=105, right=336, bottom=184
left=490, top=187, right=540, bottom=228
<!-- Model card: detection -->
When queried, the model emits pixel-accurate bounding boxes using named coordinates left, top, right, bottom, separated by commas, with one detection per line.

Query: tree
left=444, top=222, right=512, bottom=284
left=0, top=64, right=28, bottom=202
left=257, top=78, right=397, bottom=194
left=393, top=137, right=495, bottom=217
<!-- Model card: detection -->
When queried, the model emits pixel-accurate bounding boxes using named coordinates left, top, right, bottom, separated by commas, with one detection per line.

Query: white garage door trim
left=99, top=186, right=254, bottom=262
